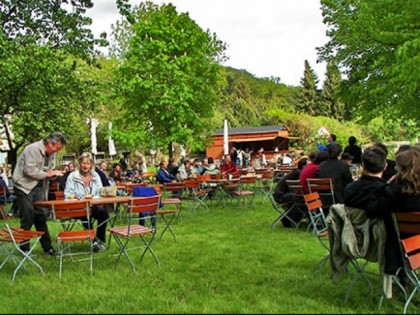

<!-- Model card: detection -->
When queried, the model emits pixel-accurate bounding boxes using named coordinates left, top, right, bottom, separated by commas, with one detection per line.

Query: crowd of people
left=6, top=129, right=419, bottom=284
left=272, top=132, right=420, bottom=286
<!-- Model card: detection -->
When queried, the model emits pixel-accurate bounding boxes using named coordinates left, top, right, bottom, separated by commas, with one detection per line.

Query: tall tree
left=298, top=60, right=320, bottom=116
left=112, top=2, right=227, bottom=158
left=320, top=61, right=347, bottom=120
left=318, top=0, right=420, bottom=123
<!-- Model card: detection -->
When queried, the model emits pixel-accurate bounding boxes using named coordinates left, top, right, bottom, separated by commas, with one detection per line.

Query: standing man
left=12, top=132, right=66, bottom=255
left=317, top=133, right=336, bottom=151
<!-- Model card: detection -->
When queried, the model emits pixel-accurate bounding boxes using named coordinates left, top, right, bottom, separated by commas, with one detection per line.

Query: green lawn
left=0, top=193, right=414, bottom=314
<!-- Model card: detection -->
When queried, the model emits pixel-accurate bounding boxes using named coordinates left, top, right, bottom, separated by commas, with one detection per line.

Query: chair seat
left=163, top=198, right=182, bottom=205
left=109, top=224, right=154, bottom=237
left=233, top=190, right=254, bottom=196
left=57, top=230, right=96, bottom=242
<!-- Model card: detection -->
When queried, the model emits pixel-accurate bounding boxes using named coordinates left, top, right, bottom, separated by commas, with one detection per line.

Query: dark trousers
left=81, top=205, right=109, bottom=243
left=14, top=186, right=53, bottom=252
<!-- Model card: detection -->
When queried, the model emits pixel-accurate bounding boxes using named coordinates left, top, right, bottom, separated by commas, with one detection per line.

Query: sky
left=86, top=0, right=328, bottom=87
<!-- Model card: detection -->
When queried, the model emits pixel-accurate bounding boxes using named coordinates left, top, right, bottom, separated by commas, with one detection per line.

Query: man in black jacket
left=273, top=158, right=307, bottom=227
left=317, top=144, right=353, bottom=203
left=343, top=145, right=403, bottom=279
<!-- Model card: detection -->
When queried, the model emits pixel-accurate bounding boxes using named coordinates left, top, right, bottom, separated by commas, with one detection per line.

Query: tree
left=297, top=60, right=320, bottom=116
left=0, top=36, right=101, bottom=169
left=318, top=0, right=420, bottom=123
left=112, top=2, right=227, bottom=159
left=320, top=61, right=347, bottom=120
left=0, top=0, right=106, bottom=59
left=0, top=0, right=105, bottom=169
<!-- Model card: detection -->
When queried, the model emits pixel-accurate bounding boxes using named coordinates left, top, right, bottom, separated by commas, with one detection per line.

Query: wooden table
left=33, top=196, right=131, bottom=208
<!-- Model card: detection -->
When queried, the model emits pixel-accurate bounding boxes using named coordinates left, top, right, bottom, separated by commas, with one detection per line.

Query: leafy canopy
left=318, top=0, right=420, bottom=123
left=112, top=1, right=227, bottom=156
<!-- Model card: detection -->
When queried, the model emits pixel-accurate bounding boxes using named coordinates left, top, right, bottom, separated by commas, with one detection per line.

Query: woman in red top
left=299, top=151, right=329, bottom=194
left=220, top=154, right=238, bottom=176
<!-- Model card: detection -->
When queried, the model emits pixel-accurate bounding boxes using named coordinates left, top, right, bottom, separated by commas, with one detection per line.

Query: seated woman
left=64, top=152, right=109, bottom=252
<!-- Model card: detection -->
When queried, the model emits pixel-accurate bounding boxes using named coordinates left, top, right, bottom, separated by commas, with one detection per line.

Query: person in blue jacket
left=317, top=133, right=336, bottom=151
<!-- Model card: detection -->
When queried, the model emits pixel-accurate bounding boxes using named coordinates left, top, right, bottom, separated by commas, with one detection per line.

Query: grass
left=0, top=192, right=415, bottom=314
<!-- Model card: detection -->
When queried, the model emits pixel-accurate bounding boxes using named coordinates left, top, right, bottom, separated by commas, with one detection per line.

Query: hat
left=341, top=152, right=354, bottom=161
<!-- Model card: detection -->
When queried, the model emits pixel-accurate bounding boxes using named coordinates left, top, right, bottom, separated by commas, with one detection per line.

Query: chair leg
left=344, top=259, right=372, bottom=303
left=139, top=233, right=160, bottom=267
left=112, top=235, right=136, bottom=272
left=159, top=213, right=177, bottom=242
left=12, top=238, right=45, bottom=281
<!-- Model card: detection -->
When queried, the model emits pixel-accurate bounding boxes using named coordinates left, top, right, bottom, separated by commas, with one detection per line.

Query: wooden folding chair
left=258, top=170, right=275, bottom=204
left=378, top=212, right=420, bottom=313
left=306, top=178, right=336, bottom=213
left=52, top=201, right=95, bottom=278
left=109, top=195, right=161, bottom=271
left=0, top=222, right=45, bottom=281
left=147, top=185, right=178, bottom=242
left=162, top=182, right=184, bottom=221
left=328, top=204, right=386, bottom=304
left=233, top=176, right=257, bottom=207
left=183, top=179, right=210, bottom=212
left=303, top=192, right=329, bottom=273
left=284, top=179, right=308, bottom=228
left=268, top=194, right=299, bottom=230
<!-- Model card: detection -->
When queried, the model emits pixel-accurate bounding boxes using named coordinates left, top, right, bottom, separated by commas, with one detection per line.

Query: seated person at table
left=317, top=143, right=353, bottom=203
left=273, top=158, right=307, bottom=227
left=109, top=163, right=124, bottom=184
left=178, top=159, right=195, bottom=180
left=156, top=160, right=177, bottom=184
left=64, top=152, right=109, bottom=252
left=299, top=151, right=329, bottom=194
left=365, top=149, right=420, bottom=282
left=203, top=157, right=220, bottom=175
left=220, top=154, right=238, bottom=178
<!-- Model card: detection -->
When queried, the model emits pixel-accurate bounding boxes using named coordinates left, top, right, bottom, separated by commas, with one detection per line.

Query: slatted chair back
left=391, top=212, right=420, bottom=314
left=54, top=191, right=65, bottom=200
left=285, top=179, right=307, bottom=224
left=126, top=183, right=147, bottom=195
left=109, top=195, right=161, bottom=271
left=210, top=173, right=221, bottom=180
left=51, top=201, right=95, bottom=278
left=306, top=178, right=336, bottom=211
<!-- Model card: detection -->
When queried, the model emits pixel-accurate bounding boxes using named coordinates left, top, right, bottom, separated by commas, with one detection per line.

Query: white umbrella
left=223, top=119, right=229, bottom=155
left=90, top=118, right=99, bottom=155
left=108, top=122, right=116, bottom=158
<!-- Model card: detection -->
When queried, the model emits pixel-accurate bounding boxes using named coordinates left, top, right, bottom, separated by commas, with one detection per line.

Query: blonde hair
left=78, top=152, right=95, bottom=170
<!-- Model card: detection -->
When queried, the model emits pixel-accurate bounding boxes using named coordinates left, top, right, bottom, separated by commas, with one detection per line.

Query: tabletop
left=33, top=196, right=131, bottom=208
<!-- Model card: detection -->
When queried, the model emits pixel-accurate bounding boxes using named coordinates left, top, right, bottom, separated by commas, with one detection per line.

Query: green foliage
left=265, top=108, right=368, bottom=153
left=0, top=0, right=105, bottom=168
left=320, top=61, right=347, bottom=120
left=318, top=0, right=420, bottom=123
left=365, top=117, right=420, bottom=144
left=0, top=35, right=100, bottom=155
left=112, top=2, right=227, bottom=157
left=0, top=0, right=106, bottom=59
left=297, top=60, right=320, bottom=116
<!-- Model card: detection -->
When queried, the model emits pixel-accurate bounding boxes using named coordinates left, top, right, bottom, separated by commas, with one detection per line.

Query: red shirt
left=299, top=163, right=319, bottom=194
left=221, top=161, right=238, bottom=175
